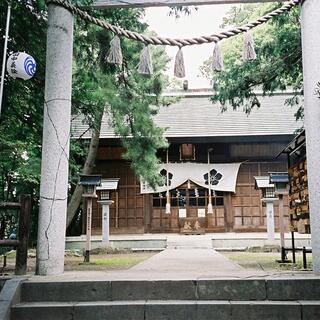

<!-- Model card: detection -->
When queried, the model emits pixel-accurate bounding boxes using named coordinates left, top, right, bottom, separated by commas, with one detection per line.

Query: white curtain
left=140, top=162, right=241, bottom=194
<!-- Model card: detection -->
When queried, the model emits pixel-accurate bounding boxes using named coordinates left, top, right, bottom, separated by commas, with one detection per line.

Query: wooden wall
left=232, top=162, right=289, bottom=232
left=87, top=143, right=290, bottom=234
left=93, top=160, right=146, bottom=234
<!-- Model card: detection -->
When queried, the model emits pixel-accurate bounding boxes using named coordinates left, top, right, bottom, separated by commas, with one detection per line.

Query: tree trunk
left=0, top=217, right=6, bottom=239
left=66, top=110, right=103, bottom=228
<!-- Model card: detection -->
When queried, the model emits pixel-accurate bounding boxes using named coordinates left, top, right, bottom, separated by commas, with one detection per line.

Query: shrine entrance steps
left=10, top=277, right=320, bottom=320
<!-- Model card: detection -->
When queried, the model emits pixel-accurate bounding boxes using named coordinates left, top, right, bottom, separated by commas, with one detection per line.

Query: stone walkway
left=130, top=248, right=242, bottom=276
left=30, top=248, right=287, bottom=281
left=30, top=232, right=315, bottom=281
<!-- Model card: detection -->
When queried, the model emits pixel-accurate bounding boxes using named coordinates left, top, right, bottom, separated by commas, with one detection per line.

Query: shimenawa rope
left=45, top=0, right=301, bottom=76
left=45, top=0, right=300, bottom=47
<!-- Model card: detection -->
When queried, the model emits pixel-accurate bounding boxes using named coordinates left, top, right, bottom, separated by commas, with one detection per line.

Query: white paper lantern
left=6, top=52, right=36, bottom=80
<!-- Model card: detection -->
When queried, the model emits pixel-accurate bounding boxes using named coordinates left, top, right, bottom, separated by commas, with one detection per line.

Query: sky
left=144, top=4, right=236, bottom=89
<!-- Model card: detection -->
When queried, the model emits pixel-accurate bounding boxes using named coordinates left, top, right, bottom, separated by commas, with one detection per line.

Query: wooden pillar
left=15, top=194, right=31, bottom=275
left=115, top=191, right=119, bottom=228
left=278, top=195, right=285, bottom=254
left=144, top=194, right=151, bottom=233
left=225, top=193, right=233, bottom=231
left=84, top=198, right=92, bottom=262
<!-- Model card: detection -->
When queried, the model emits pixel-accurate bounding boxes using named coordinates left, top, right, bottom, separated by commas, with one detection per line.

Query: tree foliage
left=71, top=2, right=170, bottom=187
left=0, top=0, right=46, bottom=239
left=200, top=3, right=303, bottom=120
left=0, top=0, right=169, bottom=237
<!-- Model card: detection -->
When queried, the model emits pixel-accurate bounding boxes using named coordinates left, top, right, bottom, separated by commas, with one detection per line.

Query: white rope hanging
left=174, top=48, right=186, bottom=78
left=213, top=42, right=224, bottom=72
left=107, top=36, right=123, bottom=65
left=138, top=45, right=153, bottom=75
left=243, top=31, right=257, bottom=61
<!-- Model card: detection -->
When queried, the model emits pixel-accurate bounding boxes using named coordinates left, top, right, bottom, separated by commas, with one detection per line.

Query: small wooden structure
left=280, top=131, right=310, bottom=234
left=79, top=175, right=101, bottom=262
left=269, top=172, right=289, bottom=262
left=277, top=131, right=313, bottom=264
left=0, top=194, right=31, bottom=275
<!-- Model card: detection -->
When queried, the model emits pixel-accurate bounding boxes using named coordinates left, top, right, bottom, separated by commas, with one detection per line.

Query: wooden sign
left=198, top=208, right=206, bottom=217
left=92, top=0, right=285, bottom=9
left=179, top=208, right=187, bottom=218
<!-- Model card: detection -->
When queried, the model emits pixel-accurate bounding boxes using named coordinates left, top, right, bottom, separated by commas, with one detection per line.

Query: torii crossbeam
left=92, top=0, right=285, bottom=8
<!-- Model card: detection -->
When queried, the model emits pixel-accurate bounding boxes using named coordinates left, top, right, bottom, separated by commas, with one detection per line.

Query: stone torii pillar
left=301, top=0, right=320, bottom=275
left=36, top=4, right=73, bottom=275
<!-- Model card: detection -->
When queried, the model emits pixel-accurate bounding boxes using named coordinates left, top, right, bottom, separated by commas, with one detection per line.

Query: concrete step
left=11, top=300, right=320, bottom=320
left=20, top=278, right=320, bottom=302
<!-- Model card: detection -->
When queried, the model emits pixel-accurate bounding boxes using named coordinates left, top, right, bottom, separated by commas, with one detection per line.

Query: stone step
left=20, top=278, right=320, bottom=302
left=11, top=300, right=320, bottom=320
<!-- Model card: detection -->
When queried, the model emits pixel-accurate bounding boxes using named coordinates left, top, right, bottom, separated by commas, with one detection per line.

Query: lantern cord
left=46, top=0, right=300, bottom=48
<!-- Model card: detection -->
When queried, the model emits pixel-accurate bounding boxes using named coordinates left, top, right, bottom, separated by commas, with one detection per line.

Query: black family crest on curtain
left=141, top=163, right=240, bottom=194
left=204, top=169, right=223, bottom=186
left=160, top=169, right=173, bottom=186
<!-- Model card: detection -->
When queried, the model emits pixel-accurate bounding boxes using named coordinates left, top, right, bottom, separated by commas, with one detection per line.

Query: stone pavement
left=30, top=230, right=316, bottom=281
left=130, top=248, right=242, bottom=276
left=29, top=247, right=318, bottom=282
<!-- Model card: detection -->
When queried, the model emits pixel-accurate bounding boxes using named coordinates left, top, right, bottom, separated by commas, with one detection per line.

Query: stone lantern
left=79, top=174, right=101, bottom=262
left=97, top=178, right=119, bottom=245
left=254, top=176, right=277, bottom=241
left=269, top=172, right=289, bottom=262
left=269, top=172, right=289, bottom=196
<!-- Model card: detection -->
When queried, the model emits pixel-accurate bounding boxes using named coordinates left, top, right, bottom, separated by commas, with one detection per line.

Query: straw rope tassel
left=138, top=45, right=153, bottom=75
left=174, top=48, right=186, bottom=78
left=243, top=31, right=257, bottom=61
left=107, top=36, right=123, bottom=65
left=212, top=42, right=224, bottom=72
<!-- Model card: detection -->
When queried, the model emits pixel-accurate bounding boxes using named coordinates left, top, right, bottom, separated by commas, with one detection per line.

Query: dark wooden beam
left=0, top=202, right=21, bottom=209
left=92, top=0, right=284, bottom=9
left=0, top=240, right=19, bottom=247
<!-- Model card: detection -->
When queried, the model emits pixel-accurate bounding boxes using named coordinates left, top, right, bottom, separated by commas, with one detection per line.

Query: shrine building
left=71, top=89, right=302, bottom=235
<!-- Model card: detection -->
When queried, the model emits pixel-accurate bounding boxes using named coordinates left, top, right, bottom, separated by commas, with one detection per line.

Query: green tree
left=0, top=0, right=170, bottom=235
left=66, top=5, right=170, bottom=228
left=0, top=0, right=46, bottom=239
left=200, top=3, right=303, bottom=119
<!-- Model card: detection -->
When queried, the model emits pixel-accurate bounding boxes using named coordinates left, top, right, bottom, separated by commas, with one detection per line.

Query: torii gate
left=37, top=0, right=320, bottom=275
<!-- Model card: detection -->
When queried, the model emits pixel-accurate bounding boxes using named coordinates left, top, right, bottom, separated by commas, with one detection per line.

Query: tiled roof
left=71, top=92, right=303, bottom=139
